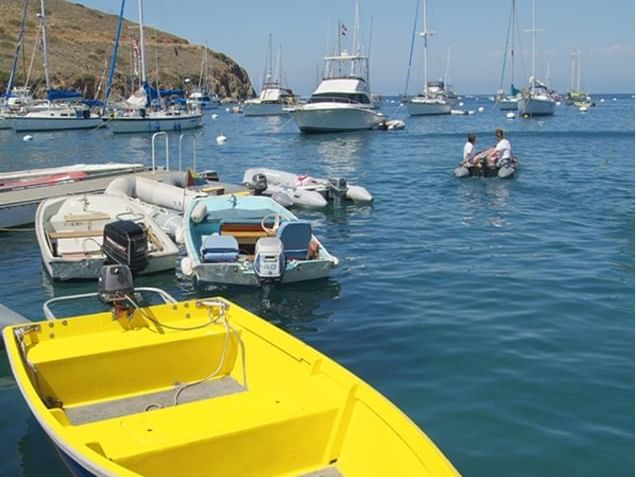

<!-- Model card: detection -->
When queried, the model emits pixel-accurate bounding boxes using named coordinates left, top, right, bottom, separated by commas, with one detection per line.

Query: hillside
left=0, top=0, right=254, bottom=100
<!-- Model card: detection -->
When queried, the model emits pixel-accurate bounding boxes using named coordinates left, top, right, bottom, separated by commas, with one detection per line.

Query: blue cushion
left=200, top=234, right=239, bottom=263
left=276, top=221, right=312, bottom=260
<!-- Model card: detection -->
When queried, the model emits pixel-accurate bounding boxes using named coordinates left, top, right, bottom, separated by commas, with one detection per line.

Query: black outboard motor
left=98, top=264, right=134, bottom=306
left=328, top=177, right=348, bottom=207
left=102, top=220, right=149, bottom=274
left=251, top=173, right=268, bottom=196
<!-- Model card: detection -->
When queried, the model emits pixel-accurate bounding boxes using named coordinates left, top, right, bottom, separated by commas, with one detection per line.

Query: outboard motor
left=328, top=177, right=348, bottom=207
left=251, top=173, right=268, bottom=196
left=253, top=237, right=285, bottom=284
left=98, top=264, right=134, bottom=306
left=102, top=220, right=149, bottom=275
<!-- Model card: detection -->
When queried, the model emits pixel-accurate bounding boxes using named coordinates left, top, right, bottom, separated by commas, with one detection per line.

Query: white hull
left=36, top=194, right=178, bottom=281
left=9, top=116, right=102, bottom=132
left=108, top=114, right=202, bottom=134
left=497, top=98, right=519, bottom=111
left=288, top=103, right=383, bottom=133
left=244, top=102, right=289, bottom=116
left=517, top=96, right=555, bottom=116
left=407, top=99, right=452, bottom=116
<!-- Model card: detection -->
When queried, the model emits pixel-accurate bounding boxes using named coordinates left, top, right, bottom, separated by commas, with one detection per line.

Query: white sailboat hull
left=108, top=113, right=203, bottom=134
left=517, top=95, right=555, bottom=116
left=288, top=103, right=383, bottom=133
left=497, top=98, right=519, bottom=111
left=407, top=99, right=452, bottom=116
left=9, top=116, right=102, bottom=132
left=244, top=102, right=289, bottom=117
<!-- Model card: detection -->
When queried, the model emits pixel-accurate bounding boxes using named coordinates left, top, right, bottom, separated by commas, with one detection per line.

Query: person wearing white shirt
left=463, top=133, right=477, bottom=165
left=487, top=128, right=512, bottom=167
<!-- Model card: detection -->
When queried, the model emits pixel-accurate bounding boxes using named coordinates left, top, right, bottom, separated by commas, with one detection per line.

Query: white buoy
left=211, top=113, right=218, bottom=119
left=225, top=107, right=230, bottom=112
left=556, top=101, right=561, bottom=106
left=579, top=106, right=588, bottom=112
left=506, top=112, right=515, bottom=119
left=478, top=106, right=484, bottom=112
left=613, top=97, right=617, bottom=101
left=22, top=135, right=33, bottom=142
left=216, top=134, right=227, bottom=144
left=467, top=110, right=476, bottom=115
left=600, top=98, right=605, bottom=103
left=459, top=102, right=464, bottom=107
left=180, top=257, right=193, bottom=277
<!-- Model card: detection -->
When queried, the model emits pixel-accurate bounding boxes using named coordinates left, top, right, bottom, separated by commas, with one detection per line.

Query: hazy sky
left=71, top=0, right=634, bottom=95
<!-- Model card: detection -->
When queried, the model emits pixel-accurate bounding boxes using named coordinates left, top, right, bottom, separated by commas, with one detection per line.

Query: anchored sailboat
left=244, top=35, right=297, bottom=117
left=517, top=0, right=555, bottom=117
left=107, top=0, right=202, bottom=134
left=407, top=0, right=453, bottom=116
left=188, top=44, right=221, bottom=110
left=8, top=0, right=102, bottom=132
left=496, top=0, right=522, bottom=111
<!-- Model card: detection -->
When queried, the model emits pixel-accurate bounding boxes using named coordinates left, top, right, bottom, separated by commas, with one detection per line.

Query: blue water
left=0, top=96, right=633, bottom=476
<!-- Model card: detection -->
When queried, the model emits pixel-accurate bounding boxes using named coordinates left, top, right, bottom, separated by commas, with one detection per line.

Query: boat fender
left=174, top=226, right=185, bottom=244
left=22, top=135, right=33, bottom=142
left=345, top=185, right=373, bottom=202
left=190, top=202, right=207, bottom=223
left=180, top=257, right=193, bottom=276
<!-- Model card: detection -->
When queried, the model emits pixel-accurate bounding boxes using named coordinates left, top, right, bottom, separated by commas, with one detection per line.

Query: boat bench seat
left=48, top=229, right=103, bottom=240
left=70, top=375, right=341, bottom=474
left=27, top=322, right=236, bottom=410
left=220, top=222, right=268, bottom=245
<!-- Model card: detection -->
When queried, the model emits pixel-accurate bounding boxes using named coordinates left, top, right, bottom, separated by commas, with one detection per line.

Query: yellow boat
left=3, top=281, right=460, bottom=476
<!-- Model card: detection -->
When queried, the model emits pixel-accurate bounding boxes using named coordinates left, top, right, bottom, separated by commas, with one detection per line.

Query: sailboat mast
left=138, top=0, right=147, bottom=84
left=274, top=45, right=282, bottom=86
left=576, top=49, right=581, bottom=91
left=531, top=0, right=536, bottom=93
left=510, top=0, right=515, bottom=87
left=266, top=33, right=273, bottom=85
left=421, top=0, right=431, bottom=96
left=39, top=0, right=51, bottom=92
left=6, top=0, right=29, bottom=96
left=351, top=0, right=360, bottom=76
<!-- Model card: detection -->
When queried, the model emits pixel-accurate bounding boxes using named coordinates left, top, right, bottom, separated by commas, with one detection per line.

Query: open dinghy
left=3, top=266, right=460, bottom=477
left=454, top=157, right=519, bottom=179
left=181, top=195, right=338, bottom=286
left=36, top=194, right=178, bottom=280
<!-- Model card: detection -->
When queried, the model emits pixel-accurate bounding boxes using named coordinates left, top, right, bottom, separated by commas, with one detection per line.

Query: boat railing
left=178, top=133, right=197, bottom=172
left=151, top=131, right=170, bottom=172
left=42, top=288, right=178, bottom=321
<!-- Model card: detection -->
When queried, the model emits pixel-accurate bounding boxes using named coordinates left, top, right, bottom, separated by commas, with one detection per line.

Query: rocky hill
left=0, top=0, right=254, bottom=100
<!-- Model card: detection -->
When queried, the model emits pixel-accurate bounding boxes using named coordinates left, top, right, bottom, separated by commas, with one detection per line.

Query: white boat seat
left=63, top=212, right=111, bottom=223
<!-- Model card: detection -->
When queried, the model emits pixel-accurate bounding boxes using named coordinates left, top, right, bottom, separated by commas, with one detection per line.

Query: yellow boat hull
left=3, top=298, right=460, bottom=477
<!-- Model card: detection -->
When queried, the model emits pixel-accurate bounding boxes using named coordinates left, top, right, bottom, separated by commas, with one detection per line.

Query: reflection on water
left=458, top=179, right=513, bottom=227
left=311, top=134, right=368, bottom=176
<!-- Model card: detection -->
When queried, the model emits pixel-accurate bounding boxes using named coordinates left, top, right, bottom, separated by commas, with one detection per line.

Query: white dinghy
left=243, top=168, right=373, bottom=209
left=36, top=194, right=178, bottom=281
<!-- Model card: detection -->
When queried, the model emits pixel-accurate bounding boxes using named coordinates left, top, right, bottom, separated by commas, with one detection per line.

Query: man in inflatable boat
left=455, top=128, right=518, bottom=178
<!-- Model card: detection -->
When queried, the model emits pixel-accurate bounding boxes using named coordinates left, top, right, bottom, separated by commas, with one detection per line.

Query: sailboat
left=496, top=0, right=521, bottom=111
left=244, top=35, right=297, bottom=117
left=407, top=0, right=452, bottom=116
left=517, top=0, right=555, bottom=117
left=188, top=45, right=221, bottom=110
left=107, top=0, right=203, bottom=134
left=7, top=0, right=102, bottom=132
left=565, top=49, right=590, bottom=107
left=287, top=0, right=384, bottom=133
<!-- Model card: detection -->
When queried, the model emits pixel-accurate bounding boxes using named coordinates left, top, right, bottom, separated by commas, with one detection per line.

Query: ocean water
left=0, top=95, right=633, bottom=476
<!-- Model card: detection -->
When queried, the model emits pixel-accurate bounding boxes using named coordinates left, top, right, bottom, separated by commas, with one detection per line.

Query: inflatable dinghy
left=454, top=157, right=519, bottom=179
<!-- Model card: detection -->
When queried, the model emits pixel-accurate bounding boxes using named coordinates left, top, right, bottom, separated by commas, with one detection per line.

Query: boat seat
left=63, top=212, right=110, bottom=223
left=276, top=221, right=312, bottom=260
left=69, top=375, right=341, bottom=475
left=48, top=229, right=103, bottom=240
left=200, top=234, right=239, bottom=263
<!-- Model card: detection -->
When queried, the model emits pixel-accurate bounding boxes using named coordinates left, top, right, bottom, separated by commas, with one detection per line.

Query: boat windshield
left=309, top=92, right=370, bottom=105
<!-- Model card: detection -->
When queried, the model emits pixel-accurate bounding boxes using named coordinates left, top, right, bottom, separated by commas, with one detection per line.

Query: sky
left=71, top=0, right=634, bottom=95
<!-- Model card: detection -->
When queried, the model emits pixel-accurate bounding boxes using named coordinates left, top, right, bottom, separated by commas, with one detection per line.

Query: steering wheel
left=261, top=213, right=282, bottom=235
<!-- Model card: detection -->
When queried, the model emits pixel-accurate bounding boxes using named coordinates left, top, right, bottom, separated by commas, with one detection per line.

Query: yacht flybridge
left=287, top=1, right=384, bottom=133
